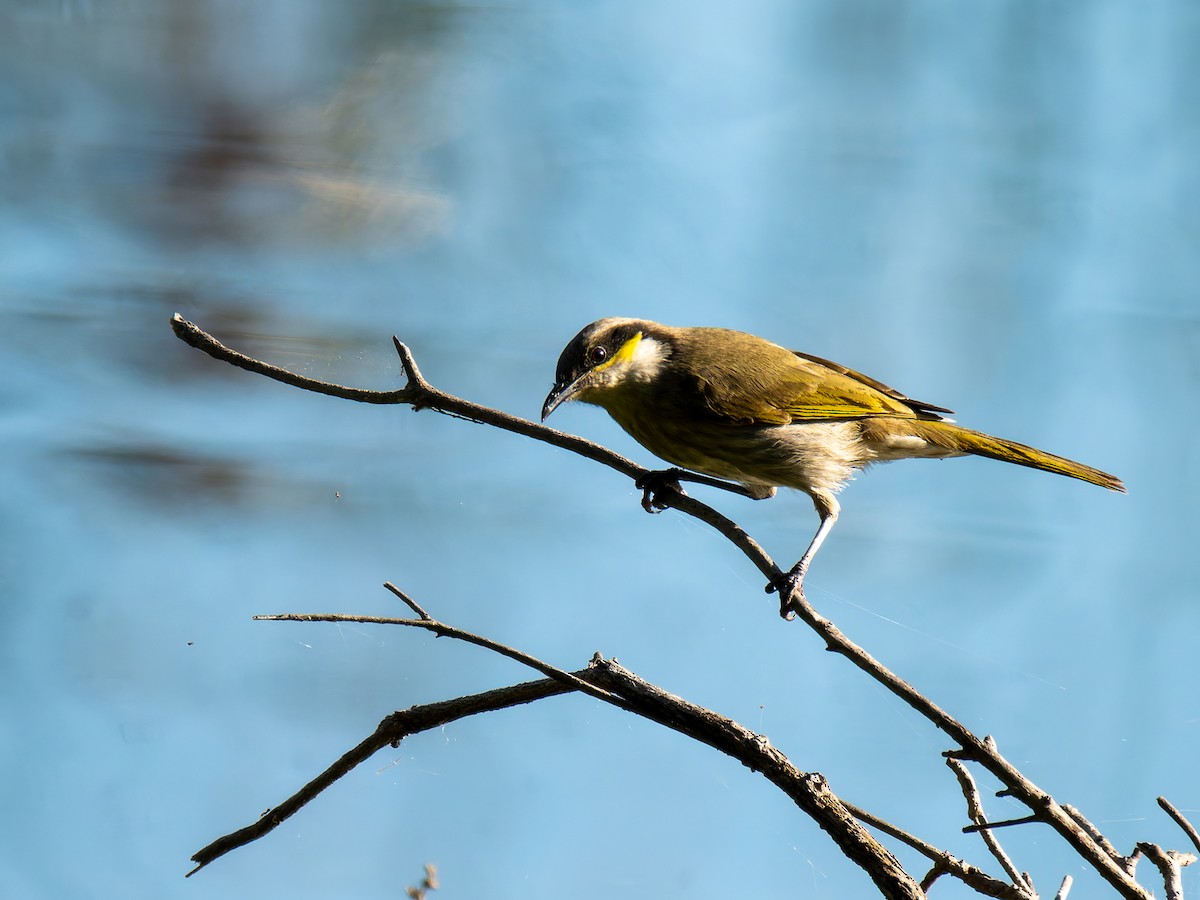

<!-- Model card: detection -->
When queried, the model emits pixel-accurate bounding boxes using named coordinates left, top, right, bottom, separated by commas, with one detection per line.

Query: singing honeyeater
left=541, top=318, right=1124, bottom=614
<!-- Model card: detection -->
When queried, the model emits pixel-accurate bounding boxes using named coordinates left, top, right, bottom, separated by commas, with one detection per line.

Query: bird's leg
left=769, top=493, right=840, bottom=620
left=635, top=467, right=690, bottom=513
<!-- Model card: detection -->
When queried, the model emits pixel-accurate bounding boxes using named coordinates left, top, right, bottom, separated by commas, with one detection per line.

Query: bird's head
left=541, top=318, right=671, bottom=421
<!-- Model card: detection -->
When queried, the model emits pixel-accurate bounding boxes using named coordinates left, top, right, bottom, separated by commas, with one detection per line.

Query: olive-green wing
left=792, top=351, right=953, bottom=420
left=692, top=335, right=951, bottom=425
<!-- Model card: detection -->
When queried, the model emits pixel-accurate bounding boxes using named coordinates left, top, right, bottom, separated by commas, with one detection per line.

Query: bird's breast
left=596, top=385, right=868, bottom=497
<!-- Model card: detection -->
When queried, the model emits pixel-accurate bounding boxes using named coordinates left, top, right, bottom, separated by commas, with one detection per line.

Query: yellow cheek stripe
left=594, top=331, right=643, bottom=373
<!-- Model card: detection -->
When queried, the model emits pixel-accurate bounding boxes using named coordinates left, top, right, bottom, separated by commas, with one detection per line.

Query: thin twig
left=777, top=594, right=1149, bottom=898
left=844, top=801, right=1026, bottom=899
left=962, top=816, right=1042, bottom=833
left=1158, top=796, right=1200, bottom=857
left=1134, top=842, right=1195, bottom=900
left=254, top=609, right=633, bottom=711
left=188, top=674, right=578, bottom=874
left=383, top=582, right=432, bottom=621
left=946, top=757, right=1032, bottom=894
left=170, top=313, right=413, bottom=405
left=260, top=597, right=925, bottom=896
left=565, top=657, right=925, bottom=900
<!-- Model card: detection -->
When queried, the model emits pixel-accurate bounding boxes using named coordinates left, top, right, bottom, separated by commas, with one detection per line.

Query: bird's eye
left=587, top=346, right=608, bottom=366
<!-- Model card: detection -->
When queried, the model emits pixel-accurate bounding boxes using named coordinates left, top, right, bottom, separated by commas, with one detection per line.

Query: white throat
left=620, top=335, right=668, bottom=383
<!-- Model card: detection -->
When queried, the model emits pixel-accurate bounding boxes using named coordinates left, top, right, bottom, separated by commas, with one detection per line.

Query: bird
left=540, top=318, right=1125, bottom=617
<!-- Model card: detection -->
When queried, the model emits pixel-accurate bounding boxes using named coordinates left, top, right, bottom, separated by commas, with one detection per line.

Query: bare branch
left=383, top=582, right=432, bottom=621
left=1053, top=875, right=1073, bottom=900
left=946, top=757, right=1033, bottom=894
left=197, top=595, right=928, bottom=898
left=171, top=314, right=777, bottom=583
left=1135, top=841, right=1196, bottom=900
left=918, top=865, right=947, bottom=895
left=170, top=313, right=413, bottom=405
left=188, top=674, right=577, bottom=874
left=390, top=336, right=431, bottom=395
left=1159, top=796, right=1200, bottom=857
left=845, top=801, right=1025, bottom=899
left=961, top=816, right=1041, bottom=833
left=772, top=592, right=1152, bottom=898
left=773, top=596, right=1153, bottom=897
left=253, top=607, right=633, bottom=711
left=546, top=657, right=926, bottom=900
left=1062, top=804, right=1134, bottom=874
left=304, top=601, right=925, bottom=897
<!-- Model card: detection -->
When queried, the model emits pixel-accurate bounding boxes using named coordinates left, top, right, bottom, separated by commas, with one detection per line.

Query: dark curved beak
left=541, top=374, right=585, bottom=421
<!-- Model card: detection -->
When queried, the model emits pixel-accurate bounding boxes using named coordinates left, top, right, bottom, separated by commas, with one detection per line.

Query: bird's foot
left=765, top=565, right=806, bottom=620
left=635, top=468, right=689, bottom=513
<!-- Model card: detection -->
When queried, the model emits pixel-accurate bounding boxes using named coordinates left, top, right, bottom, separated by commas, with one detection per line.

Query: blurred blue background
left=1, top=1, right=1196, bottom=897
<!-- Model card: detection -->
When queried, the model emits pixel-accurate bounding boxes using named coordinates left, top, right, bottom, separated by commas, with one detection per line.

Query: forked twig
left=946, top=756, right=1034, bottom=895
left=1134, top=842, right=1195, bottom=900
left=843, top=801, right=1025, bottom=898
left=170, top=315, right=778, bottom=578
left=193, top=591, right=924, bottom=898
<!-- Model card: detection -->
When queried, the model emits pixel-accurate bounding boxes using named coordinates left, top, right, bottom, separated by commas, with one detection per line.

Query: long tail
left=911, top=420, right=1126, bottom=492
